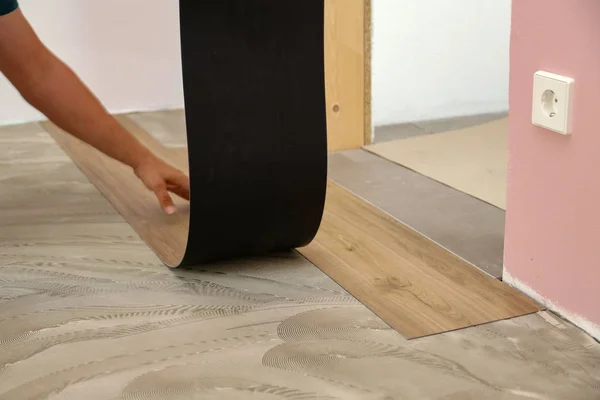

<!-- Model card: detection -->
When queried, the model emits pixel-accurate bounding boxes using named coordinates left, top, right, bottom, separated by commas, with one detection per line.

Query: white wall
left=2, top=1, right=511, bottom=128
left=0, top=0, right=184, bottom=126
left=372, top=0, right=511, bottom=126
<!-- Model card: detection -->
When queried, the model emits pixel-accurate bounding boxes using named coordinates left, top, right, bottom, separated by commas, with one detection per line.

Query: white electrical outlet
left=532, top=71, right=574, bottom=135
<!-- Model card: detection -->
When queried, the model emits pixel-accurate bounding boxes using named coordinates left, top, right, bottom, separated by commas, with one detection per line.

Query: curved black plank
left=177, top=0, right=328, bottom=265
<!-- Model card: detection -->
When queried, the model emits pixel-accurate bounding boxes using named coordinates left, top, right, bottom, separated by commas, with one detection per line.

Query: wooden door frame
left=363, top=0, right=372, bottom=147
left=363, top=0, right=374, bottom=146
left=325, top=0, right=372, bottom=152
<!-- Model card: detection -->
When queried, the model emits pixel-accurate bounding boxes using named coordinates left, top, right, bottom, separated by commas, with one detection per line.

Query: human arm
left=0, top=7, right=189, bottom=214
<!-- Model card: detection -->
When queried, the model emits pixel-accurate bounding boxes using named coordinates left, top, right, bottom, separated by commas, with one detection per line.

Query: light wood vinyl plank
left=127, top=109, right=188, bottom=148
left=41, top=118, right=190, bottom=268
left=43, top=116, right=541, bottom=340
left=297, top=181, right=542, bottom=339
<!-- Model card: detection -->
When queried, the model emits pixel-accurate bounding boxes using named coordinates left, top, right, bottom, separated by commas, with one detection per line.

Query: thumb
left=153, top=183, right=177, bottom=215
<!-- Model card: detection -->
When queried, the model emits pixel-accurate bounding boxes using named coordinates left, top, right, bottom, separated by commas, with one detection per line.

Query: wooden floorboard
left=297, top=181, right=542, bottom=339
left=43, top=116, right=542, bottom=339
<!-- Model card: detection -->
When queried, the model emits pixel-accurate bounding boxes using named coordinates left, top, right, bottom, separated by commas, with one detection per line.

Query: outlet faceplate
left=532, top=71, right=574, bottom=135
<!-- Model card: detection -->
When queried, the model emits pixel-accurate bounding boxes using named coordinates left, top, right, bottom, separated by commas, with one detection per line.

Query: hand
left=133, top=154, right=190, bottom=215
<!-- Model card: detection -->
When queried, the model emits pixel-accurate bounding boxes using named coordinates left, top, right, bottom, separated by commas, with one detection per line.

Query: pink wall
left=505, top=0, right=600, bottom=333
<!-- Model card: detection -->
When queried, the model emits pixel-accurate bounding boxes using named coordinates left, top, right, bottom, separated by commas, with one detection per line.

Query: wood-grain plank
left=297, top=181, right=542, bottom=339
left=43, top=116, right=541, bottom=339
left=41, top=118, right=190, bottom=268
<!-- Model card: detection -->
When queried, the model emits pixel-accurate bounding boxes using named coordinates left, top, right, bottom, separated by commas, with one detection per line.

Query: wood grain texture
left=297, top=181, right=543, bottom=339
left=41, top=117, right=190, bottom=268
left=325, top=0, right=367, bottom=151
left=44, top=115, right=539, bottom=339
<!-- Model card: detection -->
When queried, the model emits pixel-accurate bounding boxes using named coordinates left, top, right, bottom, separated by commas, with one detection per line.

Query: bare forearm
left=0, top=8, right=190, bottom=213
left=0, top=8, right=151, bottom=170
left=19, top=55, right=152, bottom=170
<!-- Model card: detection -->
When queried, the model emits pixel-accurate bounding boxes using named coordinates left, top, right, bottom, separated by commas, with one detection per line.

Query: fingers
left=136, top=159, right=189, bottom=214
left=153, top=183, right=177, bottom=215
left=167, top=183, right=190, bottom=201
left=166, top=172, right=190, bottom=201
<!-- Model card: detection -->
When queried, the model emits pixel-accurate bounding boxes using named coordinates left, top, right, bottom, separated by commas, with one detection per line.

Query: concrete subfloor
left=0, top=113, right=599, bottom=399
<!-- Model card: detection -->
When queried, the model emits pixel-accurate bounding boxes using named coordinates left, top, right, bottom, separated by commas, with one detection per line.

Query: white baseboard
left=503, top=269, right=600, bottom=342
